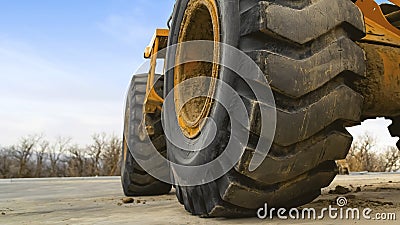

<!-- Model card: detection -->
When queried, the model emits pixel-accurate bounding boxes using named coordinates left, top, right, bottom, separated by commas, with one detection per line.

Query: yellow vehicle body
left=355, top=0, right=400, bottom=118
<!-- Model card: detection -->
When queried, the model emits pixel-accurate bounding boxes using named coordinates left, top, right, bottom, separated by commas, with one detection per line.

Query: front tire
left=165, top=0, right=366, bottom=217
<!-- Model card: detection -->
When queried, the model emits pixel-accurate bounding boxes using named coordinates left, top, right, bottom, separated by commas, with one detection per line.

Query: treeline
left=0, top=134, right=121, bottom=178
left=1, top=132, right=398, bottom=178
left=338, top=133, right=400, bottom=173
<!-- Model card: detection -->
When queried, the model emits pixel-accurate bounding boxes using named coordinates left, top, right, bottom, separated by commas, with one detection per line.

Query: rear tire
left=166, top=0, right=366, bottom=217
left=121, top=74, right=171, bottom=196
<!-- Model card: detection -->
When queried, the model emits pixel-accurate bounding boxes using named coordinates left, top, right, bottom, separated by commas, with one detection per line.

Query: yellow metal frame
left=389, top=0, right=400, bottom=7
left=355, top=0, right=400, bottom=118
left=356, top=0, right=400, bottom=47
left=143, top=29, right=169, bottom=114
left=144, top=29, right=169, bottom=59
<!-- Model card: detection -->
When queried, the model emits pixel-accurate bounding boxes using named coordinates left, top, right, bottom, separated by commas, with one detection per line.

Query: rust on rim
left=174, top=0, right=220, bottom=138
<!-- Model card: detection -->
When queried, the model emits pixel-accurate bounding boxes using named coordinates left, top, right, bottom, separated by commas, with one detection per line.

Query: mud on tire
left=121, top=74, right=171, bottom=196
left=165, top=0, right=366, bottom=217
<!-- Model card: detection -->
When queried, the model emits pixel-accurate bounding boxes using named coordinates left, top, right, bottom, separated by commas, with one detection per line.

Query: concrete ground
left=0, top=174, right=399, bottom=224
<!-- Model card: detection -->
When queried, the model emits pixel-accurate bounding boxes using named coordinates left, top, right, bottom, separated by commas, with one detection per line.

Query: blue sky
left=0, top=0, right=175, bottom=145
left=0, top=0, right=397, bottom=149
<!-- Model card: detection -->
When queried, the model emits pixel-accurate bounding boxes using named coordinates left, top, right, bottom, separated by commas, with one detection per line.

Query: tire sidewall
left=164, top=0, right=240, bottom=167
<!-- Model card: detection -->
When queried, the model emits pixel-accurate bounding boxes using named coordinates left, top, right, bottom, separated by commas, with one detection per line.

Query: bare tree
left=101, top=135, right=122, bottom=176
left=88, top=133, right=107, bottom=176
left=48, top=137, right=71, bottom=177
left=0, top=147, right=13, bottom=178
left=67, top=145, right=87, bottom=177
left=347, top=133, right=378, bottom=172
left=358, top=134, right=374, bottom=170
left=381, top=147, right=400, bottom=172
left=12, top=135, right=41, bottom=177
left=34, top=140, right=48, bottom=177
left=346, top=133, right=400, bottom=172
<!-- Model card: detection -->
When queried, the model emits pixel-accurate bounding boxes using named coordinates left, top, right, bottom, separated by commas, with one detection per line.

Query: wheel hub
left=174, top=0, right=220, bottom=138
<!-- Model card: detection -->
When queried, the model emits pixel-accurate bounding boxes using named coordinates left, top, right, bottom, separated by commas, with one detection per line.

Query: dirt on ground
left=0, top=174, right=399, bottom=224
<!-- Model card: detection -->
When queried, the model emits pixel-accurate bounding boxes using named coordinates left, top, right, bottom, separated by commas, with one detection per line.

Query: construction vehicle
left=121, top=0, right=400, bottom=217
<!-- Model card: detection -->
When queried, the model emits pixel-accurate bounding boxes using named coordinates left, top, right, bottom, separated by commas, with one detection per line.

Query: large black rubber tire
left=389, top=117, right=400, bottom=150
left=121, top=74, right=171, bottom=196
left=165, top=0, right=366, bottom=217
